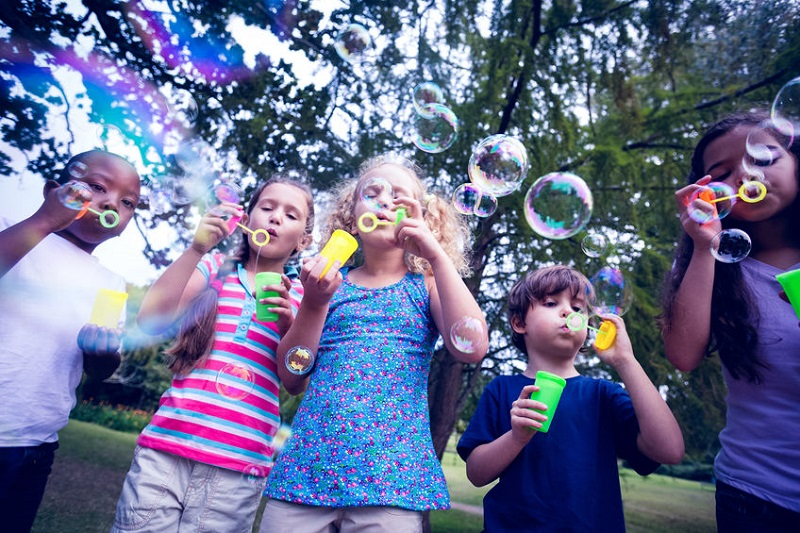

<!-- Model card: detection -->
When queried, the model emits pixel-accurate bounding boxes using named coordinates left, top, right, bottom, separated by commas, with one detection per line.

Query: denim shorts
left=111, top=446, right=265, bottom=533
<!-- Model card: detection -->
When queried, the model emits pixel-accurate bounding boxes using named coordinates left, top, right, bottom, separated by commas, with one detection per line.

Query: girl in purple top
left=661, top=111, right=800, bottom=531
left=262, top=154, right=488, bottom=532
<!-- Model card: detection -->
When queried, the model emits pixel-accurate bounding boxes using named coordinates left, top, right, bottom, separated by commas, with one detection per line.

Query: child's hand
left=191, top=203, right=243, bottom=255
left=510, top=384, right=547, bottom=442
left=592, top=314, right=635, bottom=368
left=257, top=274, right=296, bottom=336
left=393, top=195, right=446, bottom=265
left=299, top=254, right=343, bottom=307
left=675, top=175, right=721, bottom=247
left=78, top=324, right=122, bottom=380
left=34, top=180, right=93, bottom=233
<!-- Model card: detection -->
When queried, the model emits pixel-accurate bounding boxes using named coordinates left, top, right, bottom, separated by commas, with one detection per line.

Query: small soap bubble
left=474, top=191, right=497, bottom=218
left=57, top=181, right=91, bottom=210
left=214, top=182, right=242, bottom=204
left=67, top=161, right=89, bottom=179
left=581, top=233, right=608, bottom=258
left=590, top=266, right=633, bottom=316
left=468, top=135, right=528, bottom=197
left=215, top=362, right=256, bottom=400
left=412, top=103, right=459, bottom=153
left=452, top=183, right=482, bottom=215
left=449, top=316, right=487, bottom=354
left=524, top=172, right=593, bottom=240
left=771, top=76, right=800, bottom=142
left=334, top=23, right=372, bottom=63
left=359, top=176, right=394, bottom=212
left=285, top=346, right=315, bottom=376
left=272, top=424, right=293, bottom=460
left=241, top=464, right=269, bottom=486
left=687, top=182, right=736, bottom=223
left=710, top=228, right=751, bottom=263
left=168, top=88, right=199, bottom=126
left=412, top=82, right=445, bottom=117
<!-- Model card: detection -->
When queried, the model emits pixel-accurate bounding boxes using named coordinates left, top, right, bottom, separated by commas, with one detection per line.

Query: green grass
left=33, top=420, right=715, bottom=532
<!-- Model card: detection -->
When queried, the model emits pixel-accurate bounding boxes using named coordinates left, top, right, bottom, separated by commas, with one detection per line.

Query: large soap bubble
left=710, top=228, right=751, bottom=263
left=468, top=135, right=528, bottom=197
left=590, top=266, right=633, bottom=316
left=334, top=23, right=372, bottom=63
left=412, top=82, right=445, bottom=117
left=771, top=76, right=799, bottom=142
left=524, top=172, right=593, bottom=240
left=412, top=104, right=459, bottom=153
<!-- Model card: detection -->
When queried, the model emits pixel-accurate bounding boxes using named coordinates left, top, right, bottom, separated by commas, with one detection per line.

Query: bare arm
left=599, top=315, right=685, bottom=464
left=466, top=384, right=545, bottom=486
left=663, top=177, right=719, bottom=371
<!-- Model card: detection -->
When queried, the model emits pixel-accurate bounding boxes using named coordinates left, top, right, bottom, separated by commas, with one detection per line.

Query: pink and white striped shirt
left=137, top=254, right=301, bottom=475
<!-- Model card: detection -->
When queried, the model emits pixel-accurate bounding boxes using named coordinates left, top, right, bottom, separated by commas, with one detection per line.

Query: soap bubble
left=57, top=181, right=92, bottom=210
left=412, top=82, right=445, bottom=117
left=214, top=182, right=243, bottom=204
left=524, top=172, right=593, bottom=240
left=687, top=182, right=736, bottom=223
left=474, top=191, right=497, bottom=218
left=452, top=183, right=482, bottom=215
left=215, top=362, right=256, bottom=400
left=334, top=23, right=372, bottom=63
left=412, top=103, right=459, bottom=153
left=285, top=346, right=315, bottom=376
left=241, top=464, right=269, bottom=486
left=581, top=233, right=608, bottom=258
left=468, top=135, right=528, bottom=197
left=590, top=266, right=633, bottom=316
left=167, top=88, right=199, bottom=126
left=449, top=316, right=487, bottom=354
left=67, top=161, right=89, bottom=180
left=359, top=176, right=394, bottom=212
left=710, top=228, right=751, bottom=263
left=771, top=76, right=800, bottom=142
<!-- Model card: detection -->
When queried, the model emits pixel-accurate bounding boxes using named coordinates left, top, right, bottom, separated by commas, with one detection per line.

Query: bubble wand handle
left=236, top=222, right=270, bottom=246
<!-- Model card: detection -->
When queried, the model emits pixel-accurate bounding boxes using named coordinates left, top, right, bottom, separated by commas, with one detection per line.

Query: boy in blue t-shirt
left=457, top=265, right=684, bottom=532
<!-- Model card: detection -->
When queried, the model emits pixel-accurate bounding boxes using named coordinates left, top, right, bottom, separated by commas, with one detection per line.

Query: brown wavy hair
left=164, top=176, right=315, bottom=374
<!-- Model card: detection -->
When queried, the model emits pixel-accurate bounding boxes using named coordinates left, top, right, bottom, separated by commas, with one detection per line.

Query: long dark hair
left=660, top=111, right=800, bottom=382
left=164, top=176, right=315, bottom=374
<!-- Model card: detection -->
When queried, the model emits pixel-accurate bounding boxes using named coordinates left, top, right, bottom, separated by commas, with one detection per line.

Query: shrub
left=69, top=400, right=153, bottom=433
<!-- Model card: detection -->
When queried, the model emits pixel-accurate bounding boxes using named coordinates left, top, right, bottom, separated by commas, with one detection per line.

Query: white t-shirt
left=0, top=217, right=126, bottom=446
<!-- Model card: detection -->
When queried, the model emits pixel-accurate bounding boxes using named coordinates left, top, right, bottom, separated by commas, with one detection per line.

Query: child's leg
left=111, top=446, right=185, bottom=532
left=260, top=499, right=339, bottom=533
left=0, top=442, right=58, bottom=533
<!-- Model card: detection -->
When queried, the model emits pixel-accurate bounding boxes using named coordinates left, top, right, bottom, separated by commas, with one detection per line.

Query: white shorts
left=111, top=445, right=264, bottom=532
left=259, top=499, right=424, bottom=533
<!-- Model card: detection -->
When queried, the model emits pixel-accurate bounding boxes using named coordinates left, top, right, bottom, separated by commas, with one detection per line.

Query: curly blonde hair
left=322, top=154, right=473, bottom=277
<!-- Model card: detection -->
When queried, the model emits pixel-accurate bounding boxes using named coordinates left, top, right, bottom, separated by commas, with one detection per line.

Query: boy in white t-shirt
left=0, top=150, right=141, bottom=533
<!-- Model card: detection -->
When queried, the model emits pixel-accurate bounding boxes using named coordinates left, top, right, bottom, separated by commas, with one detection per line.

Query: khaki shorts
left=111, top=446, right=264, bottom=533
left=260, top=498, right=424, bottom=533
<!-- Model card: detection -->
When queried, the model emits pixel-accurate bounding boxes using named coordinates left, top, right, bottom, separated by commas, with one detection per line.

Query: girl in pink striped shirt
left=112, top=177, right=314, bottom=533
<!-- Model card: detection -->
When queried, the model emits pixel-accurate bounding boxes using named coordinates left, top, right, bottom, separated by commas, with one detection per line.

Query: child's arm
left=275, top=254, right=343, bottom=395
left=0, top=181, right=89, bottom=278
left=137, top=204, right=241, bottom=334
left=465, top=384, right=544, bottom=486
left=394, top=197, right=488, bottom=363
left=663, top=176, right=719, bottom=371
left=597, top=314, right=685, bottom=465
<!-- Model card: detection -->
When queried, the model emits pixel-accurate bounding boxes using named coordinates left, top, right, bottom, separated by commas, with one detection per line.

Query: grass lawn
left=33, top=420, right=715, bottom=532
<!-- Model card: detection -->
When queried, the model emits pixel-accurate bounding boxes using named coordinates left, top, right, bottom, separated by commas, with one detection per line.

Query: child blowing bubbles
left=661, top=112, right=800, bottom=530
left=0, top=149, right=140, bottom=533
left=262, top=154, right=488, bottom=532
left=458, top=266, right=684, bottom=533
left=112, top=177, right=314, bottom=533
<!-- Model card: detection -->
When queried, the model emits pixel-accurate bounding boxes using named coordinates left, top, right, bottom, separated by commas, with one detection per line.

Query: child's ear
left=296, top=233, right=313, bottom=254
left=511, top=315, right=526, bottom=334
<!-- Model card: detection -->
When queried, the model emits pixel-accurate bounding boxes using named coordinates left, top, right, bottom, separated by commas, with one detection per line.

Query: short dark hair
left=507, top=265, right=595, bottom=356
left=56, top=149, right=135, bottom=184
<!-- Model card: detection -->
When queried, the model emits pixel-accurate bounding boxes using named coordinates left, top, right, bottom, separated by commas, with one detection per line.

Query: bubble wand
left=704, top=181, right=767, bottom=205
left=57, top=181, right=120, bottom=228
left=565, top=312, right=617, bottom=351
left=357, top=207, right=407, bottom=233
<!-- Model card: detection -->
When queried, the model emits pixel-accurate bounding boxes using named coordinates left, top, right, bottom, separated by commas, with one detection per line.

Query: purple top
left=714, top=257, right=800, bottom=511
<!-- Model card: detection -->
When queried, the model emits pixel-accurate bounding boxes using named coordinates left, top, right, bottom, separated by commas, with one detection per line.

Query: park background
left=2, top=0, right=798, bottom=530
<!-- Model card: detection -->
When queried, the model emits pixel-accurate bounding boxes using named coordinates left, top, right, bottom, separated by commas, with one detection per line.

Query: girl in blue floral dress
left=262, top=154, right=489, bottom=532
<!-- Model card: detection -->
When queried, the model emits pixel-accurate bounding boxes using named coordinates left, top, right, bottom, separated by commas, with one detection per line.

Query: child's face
left=245, top=182, right=311, bottom=259
left=60, top=154, right=140, bottom=250
left=353, top=163, right=421, bottom=241
left=702, top=125, right=798, bottom=223
left=513, top=289, right=588, bottom=358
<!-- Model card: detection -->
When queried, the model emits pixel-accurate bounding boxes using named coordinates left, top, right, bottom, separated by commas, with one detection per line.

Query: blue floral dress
left=264, top=269, right=450, bottom=510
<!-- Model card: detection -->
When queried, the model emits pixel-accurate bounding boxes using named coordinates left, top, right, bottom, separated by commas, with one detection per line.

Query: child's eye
left=89, top=183, right=106, bottom=193
left=122, top=199, right=136, bottom=209
left=572, top=306, right=584, bottom=313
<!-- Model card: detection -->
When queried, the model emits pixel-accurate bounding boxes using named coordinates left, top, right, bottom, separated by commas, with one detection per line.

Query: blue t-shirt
left=265, top=269, right=450, bottom=510
left=457, top=373, right=659, bottom=532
